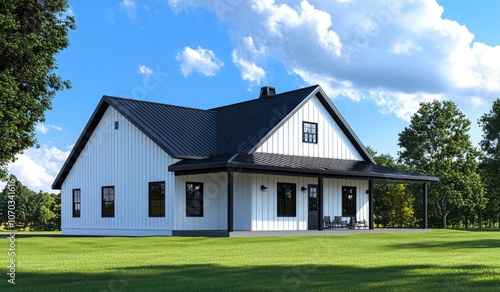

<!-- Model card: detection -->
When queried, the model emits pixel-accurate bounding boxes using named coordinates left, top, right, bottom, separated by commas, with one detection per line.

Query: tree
left=0, top=175, right=61, bottom=230
left=0, top=0, right=75, bottom=179
left=398, top=100, right=485, bottom=228
left=0, top=174, right=37, bottom=228
left=479, top=99, right=500, bottom=227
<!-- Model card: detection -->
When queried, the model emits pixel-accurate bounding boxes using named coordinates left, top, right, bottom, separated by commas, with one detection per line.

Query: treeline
left=372, top=99, right=500, bottom=229
left=0, top=175, right=60, bottom=231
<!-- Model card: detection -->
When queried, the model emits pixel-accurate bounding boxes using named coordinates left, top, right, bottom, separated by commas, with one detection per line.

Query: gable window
left=186, top=182, right=203, bottom=217
left=72, top=189, right=81, bottom=218
left=342, top=186, right=356, bottom=217
left=303, top=122, right=318, bottom=143
left=102, top=186, right=115, bottom=217
left=277, top=183, right=296, bottom=217
left=149, top=181, right=165, bottom=217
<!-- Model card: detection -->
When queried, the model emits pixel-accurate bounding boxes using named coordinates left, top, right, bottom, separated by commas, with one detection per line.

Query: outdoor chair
left=333, top=216, right=348, bottom=229
left=324, top=216, right=333, bottom=229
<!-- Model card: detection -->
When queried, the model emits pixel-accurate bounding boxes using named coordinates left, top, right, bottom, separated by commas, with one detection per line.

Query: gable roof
left=53, top=85, right=379, bottom=189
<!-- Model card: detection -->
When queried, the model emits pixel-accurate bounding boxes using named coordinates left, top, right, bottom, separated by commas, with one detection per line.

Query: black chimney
left=259, top=86, right=276, bottom=98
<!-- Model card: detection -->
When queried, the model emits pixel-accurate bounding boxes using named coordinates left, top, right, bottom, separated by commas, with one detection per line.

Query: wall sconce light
left=366, top=189, right=370, bottom=194
left=261, top=185, right=267, bottom=191
left=301, top=186, right=307, bottom=192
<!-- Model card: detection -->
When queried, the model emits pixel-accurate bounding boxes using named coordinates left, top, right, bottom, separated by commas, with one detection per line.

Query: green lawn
left=1, top=229, right=499, bottom=291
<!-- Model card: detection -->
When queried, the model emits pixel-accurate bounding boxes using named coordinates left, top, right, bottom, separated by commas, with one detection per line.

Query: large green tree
left=0, top=0, right=75, bottom=179
left=478, top=99, right=500, bottom=227
left=398, top=100, right=484, bottom=228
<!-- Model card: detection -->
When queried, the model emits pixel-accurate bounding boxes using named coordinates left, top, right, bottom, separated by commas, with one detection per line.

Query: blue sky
left=3, top=0, right=500, bottom=193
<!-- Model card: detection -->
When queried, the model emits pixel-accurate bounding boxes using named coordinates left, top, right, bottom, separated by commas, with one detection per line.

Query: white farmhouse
left=53, top=85, right=438, bottom=236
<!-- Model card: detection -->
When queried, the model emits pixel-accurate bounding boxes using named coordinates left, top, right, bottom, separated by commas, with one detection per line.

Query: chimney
left=259, top=86, right=276, bottom=98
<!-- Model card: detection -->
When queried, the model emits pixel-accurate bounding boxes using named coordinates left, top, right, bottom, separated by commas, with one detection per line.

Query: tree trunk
left=442, top=212, right=447, bottom=229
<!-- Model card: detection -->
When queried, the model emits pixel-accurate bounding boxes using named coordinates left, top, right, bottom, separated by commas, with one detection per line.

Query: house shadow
left=389, top=239, right=500, bottom=249
left=11, top=263, right=500, bottom=291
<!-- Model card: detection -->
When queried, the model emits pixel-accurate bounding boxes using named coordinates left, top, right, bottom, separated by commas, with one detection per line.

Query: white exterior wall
left=174, top=173, right=228, bottom=230
left=233, top=173, right=252, bottom=230
left=323, top=178, right=369, bottom=223
left=250, top=174, right=317, bottom=231
left=61, top=107, right=175, bottom=236
left=256, top=96, right=363, bottom=160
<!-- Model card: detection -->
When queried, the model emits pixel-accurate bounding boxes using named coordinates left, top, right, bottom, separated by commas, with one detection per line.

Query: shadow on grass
left=391, top=239, right=500, bottom=249
left=6, top=263, right=500, bottom=292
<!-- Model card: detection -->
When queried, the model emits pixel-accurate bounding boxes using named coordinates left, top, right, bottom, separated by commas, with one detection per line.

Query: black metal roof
left=211, top=86, right=317, bottom=154
left=52, top=85, right=433, bottom=189
left=169, top=153, right=439, bottom=183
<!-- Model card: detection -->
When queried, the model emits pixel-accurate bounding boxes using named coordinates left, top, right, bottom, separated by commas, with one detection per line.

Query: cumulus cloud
left=167, top=0, right=500, bottom=121
left=138, top=65, right=153, bottom=75
left=176, top=46, right=224, bottom=77
left=0, top=146, right=70, bottom=193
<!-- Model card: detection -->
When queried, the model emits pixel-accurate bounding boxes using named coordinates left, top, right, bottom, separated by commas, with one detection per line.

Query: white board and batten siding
left=174, top=173, right=228, bottom=230
left=256, top=95, right=363, bottom=161
left=323, top=179, right=369, bottom=223
left=249, top=174, right=369, bottom=231
left=61, top=106, right=175, bottom=236
left=251, top=174, right=316, bottom=231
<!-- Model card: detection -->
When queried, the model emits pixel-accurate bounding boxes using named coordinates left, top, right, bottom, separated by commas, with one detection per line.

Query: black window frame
left=72, top=189, right=81, bottom=218
left=101, top=186, right=115, bottom=218
left=186, top=182, right=203, bottom=217
left=277, top=183, right=297, bottom=217
left=342, top=186, right=356, bottom=217
left=149, top=181, right=165, bottom=217
left=303, top=121, right=318, bottom=143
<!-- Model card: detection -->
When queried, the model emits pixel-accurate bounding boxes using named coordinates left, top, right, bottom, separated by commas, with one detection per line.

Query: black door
left=308, top=185, right=319, bottom=230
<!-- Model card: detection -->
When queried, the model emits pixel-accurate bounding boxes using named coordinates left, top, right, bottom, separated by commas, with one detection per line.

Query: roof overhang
left=169, top=153, right=439, bottom=184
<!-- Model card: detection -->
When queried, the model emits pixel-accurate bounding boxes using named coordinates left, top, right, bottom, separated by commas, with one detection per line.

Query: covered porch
left=169, top=152, right=439, bottom=235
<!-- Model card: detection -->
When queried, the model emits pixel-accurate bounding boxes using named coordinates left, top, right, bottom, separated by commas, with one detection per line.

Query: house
left=52, top=85, right=438, bottom=236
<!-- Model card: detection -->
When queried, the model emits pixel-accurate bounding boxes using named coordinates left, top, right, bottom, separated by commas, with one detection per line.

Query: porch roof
left=168, top=153, right=439, bottom=183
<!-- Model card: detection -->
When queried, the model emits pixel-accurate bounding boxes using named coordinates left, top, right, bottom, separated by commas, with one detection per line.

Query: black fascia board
left=169, top=159, right=439, bottom=183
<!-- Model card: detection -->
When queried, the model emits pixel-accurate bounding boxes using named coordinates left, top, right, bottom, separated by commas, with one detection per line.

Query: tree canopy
left=0, top=0, right=75, bottom=179
left=398, top=100, right=484, bottom=228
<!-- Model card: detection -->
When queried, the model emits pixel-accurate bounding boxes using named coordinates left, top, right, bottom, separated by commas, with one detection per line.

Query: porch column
left=423, top=182, right=428, bottom=229
left=318, top=177, right=324, bottom=231
left=227, top=171, right=234, bottom=232
left=368, top=180, right=374, bottom=230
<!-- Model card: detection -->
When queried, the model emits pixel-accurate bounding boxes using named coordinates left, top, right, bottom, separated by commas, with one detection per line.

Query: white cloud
left=168, top=0, right=500, bottom=121
left=138, top=65, right=153, bottom=75
left=1, top=146, right=70, bottom=193
left=35, top=123, right=63, bottom=134
left=121, top=0, right=137, bottom=19
left=232, top=51, right=266, bottom=86
left=176, top=46, right=224, bottom=77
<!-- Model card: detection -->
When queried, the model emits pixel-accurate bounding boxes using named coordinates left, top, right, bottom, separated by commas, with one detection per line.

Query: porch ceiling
left=168, top=153, right=439, bottom=183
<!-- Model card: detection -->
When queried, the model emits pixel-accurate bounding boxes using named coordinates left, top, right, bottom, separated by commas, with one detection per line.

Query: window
left=186, top=182, right=203, bottom=217
left=277, top=183, right=296, bottom=217
left=102, top=186, right=115, bottom=217
left=303, top=122, right=318, bottom=143
left=72, top=189, right=81, bottom=218
left=342, top=186, right=356, bottom=217
left=149, top=181, right=165, bottom=217
left=308, top=185, right=318, bottom=212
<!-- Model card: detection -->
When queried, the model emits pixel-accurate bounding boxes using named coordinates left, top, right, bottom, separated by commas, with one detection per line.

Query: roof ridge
left=103, top=95, right=217, bottom=113
left=209, top=85, right=318, bottom=111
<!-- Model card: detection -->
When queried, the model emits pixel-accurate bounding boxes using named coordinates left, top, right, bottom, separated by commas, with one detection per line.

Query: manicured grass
left=1, top=229, right=499, bottom=291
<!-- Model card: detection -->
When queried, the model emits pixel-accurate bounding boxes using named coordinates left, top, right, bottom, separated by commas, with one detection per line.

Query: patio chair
left=333, top=216, right=348, bottom=229
left=324, top=216, right=333, bottom=229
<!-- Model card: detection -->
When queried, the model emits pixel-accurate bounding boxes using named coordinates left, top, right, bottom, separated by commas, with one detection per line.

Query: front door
left=308, top=184, right=319, bottom=230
